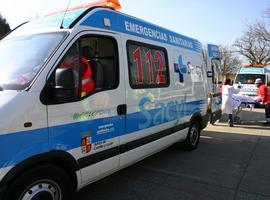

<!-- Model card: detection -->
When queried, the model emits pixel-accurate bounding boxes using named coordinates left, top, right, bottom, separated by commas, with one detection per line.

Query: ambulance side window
left=127, top=41, right=169, bottom=89
left=80, top=36, right=119, bottom=92
left=44, top=35, right=119, bottom=104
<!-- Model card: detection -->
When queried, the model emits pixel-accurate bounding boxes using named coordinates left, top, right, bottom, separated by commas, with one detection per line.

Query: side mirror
left=53, top=68, right=75, bottom=99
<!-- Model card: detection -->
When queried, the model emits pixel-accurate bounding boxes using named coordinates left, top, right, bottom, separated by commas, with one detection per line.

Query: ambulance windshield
left=235, top=74, right=266, bottom=84
left=0, top=32, right=66, bottom=90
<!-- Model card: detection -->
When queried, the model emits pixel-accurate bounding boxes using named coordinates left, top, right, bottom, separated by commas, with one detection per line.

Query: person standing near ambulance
left=222, top=78, right=241, bottom=127
left=255, top=78, right=270, bottom=125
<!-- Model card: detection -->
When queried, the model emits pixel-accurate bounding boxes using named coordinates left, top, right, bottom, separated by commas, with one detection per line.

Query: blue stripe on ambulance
left=127, top=98, right=205, bottom=132
left=0, top=99, right=205, bottom=168
left=80, top=10, right=202, bottom=53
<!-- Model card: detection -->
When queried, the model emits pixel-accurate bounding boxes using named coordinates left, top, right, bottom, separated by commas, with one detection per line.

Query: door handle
left=117, top=104, right=127, bottom=115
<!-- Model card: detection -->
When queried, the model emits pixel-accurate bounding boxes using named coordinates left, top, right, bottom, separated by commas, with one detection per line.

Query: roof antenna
left=60, top=0, right=71, bottom=29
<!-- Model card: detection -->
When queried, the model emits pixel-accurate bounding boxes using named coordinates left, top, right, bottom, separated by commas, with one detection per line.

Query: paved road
left=76, top=108, right=270, bottom=200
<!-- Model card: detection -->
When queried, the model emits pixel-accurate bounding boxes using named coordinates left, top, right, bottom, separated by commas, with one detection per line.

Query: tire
left=183, top=121, right=201, bottom=151
left=4, top=164, right=73, bottom=200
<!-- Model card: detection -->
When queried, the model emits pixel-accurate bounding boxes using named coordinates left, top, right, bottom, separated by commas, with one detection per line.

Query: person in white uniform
left=222, top=78, right=241, bottom=127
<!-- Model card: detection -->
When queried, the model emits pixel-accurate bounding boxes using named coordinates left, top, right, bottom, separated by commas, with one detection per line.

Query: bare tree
left=234, top=7, right=270, bottom=65
left=264, top=7, right=270, bottom=20
left=255, top=8, right=270, bottom=42
left=234, top=26, right=270, bottom=65
left=254, top=22, right=270, bottom=42
left=220, top=45, right=242, bottom=80
left=0, top=14, right=10, bottom=38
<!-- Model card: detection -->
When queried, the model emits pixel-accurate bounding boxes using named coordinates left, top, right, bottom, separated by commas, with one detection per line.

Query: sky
left=0, top=0, right=270, bottom=46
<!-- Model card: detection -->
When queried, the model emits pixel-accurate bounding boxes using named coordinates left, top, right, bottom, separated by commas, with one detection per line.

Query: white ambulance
left=0, top=1, right=209, bottom=199
left=234, top=65, right=270, bottom=97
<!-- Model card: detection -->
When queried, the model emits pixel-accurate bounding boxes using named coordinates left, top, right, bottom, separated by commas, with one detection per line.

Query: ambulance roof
left=8, top=4, right=202, bottom=53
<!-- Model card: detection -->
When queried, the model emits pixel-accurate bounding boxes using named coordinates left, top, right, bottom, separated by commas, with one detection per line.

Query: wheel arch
left=190, top=112, right=203, bottom=129
left=191, top=112, right=209, bottom=130
left=1, top=150, right=80, bottom=191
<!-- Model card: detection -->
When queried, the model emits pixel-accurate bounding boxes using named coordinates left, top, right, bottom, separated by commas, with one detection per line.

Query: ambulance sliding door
left=120, top=40, right=171, bottom=167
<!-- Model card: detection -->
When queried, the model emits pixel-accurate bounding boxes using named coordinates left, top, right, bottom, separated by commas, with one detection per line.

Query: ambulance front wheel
left=183, top=121, right=201, bottom=150
left=4, top=164, right=73, bottom=200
